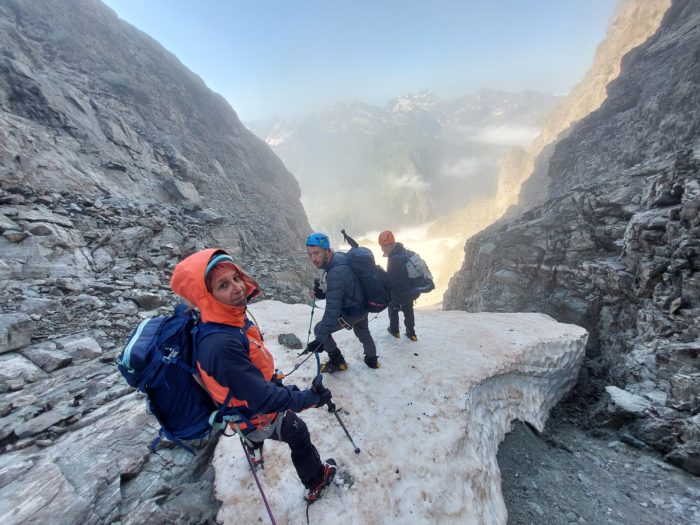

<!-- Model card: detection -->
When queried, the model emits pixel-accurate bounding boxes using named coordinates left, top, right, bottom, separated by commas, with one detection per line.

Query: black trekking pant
left=263, top=410, right=324, bottom=488
left=389, top=302, right=415, bottom=336
left=316, top=312, right=377, bottom=359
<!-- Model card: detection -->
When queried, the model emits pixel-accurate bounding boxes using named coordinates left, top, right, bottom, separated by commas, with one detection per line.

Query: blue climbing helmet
left=306, top=232, right=330, bottom=249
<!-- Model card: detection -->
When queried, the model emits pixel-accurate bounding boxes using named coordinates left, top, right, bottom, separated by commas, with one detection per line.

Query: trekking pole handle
left=312, top=374, right=325, bottom=391
left=312, top=374, right=333, bottom=411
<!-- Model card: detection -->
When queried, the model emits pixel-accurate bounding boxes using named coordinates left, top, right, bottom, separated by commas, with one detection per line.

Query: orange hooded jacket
left=170, top=248, right=286, bottom=429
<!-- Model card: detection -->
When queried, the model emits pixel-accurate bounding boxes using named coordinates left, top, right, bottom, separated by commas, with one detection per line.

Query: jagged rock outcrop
left=445, top=0, right=700, bottom=475
left=506, top=0, right=671, bottom=215
left=0, top=0, right=316, bottom=522
left=422, top=0, right=670, bottom=306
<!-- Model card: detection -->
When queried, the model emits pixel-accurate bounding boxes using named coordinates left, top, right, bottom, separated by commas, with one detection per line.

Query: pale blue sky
left=102, top=0, right=618, bottom=121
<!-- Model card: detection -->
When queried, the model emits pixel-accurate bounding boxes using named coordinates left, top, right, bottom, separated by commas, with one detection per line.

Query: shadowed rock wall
left=445, top=0, right=700, bottom=475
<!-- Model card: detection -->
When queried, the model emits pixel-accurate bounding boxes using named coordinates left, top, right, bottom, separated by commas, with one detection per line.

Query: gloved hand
left=312, top=278, right=326, bottom=300
left=303, top=339, right=323, bottom=354
left=312, top=377, right=333, bottom=408
left=316, top=387, right=332, bottom=407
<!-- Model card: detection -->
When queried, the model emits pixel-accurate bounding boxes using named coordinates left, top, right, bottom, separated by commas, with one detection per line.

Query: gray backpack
left=405, top=250, right=435, bottom=293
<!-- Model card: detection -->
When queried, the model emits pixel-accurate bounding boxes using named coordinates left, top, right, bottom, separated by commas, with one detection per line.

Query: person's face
left=307, top=246, right=327, bottom=269
left=211, top=267, right=247, bottom=306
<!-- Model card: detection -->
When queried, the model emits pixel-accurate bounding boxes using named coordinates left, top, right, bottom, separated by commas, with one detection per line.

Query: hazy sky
left=102, top=0, right=618, bottom=121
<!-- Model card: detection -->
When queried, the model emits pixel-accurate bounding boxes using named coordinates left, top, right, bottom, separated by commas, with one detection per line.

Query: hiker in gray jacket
left=303, top=232, right=379, bottom=371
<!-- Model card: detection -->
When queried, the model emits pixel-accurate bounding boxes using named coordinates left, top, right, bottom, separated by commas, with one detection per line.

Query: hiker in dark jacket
left=170, top=248, right=336, bottom=502
left=303, top=232, right=379, bottom=371
left=379, top=230, right=429, bottom=341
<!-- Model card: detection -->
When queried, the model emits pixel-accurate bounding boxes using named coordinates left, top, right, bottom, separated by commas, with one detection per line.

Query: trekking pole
left=329, top=401, right=361, bottom=454
left=306, top=278, right=321, bottom=346
left=279, top=281, right=320, bottom=379
left=239, top=438, right=277, bottom=525
left=306, top=300, right=316, bottom=346
left=313, top=375, right=361, bottom=454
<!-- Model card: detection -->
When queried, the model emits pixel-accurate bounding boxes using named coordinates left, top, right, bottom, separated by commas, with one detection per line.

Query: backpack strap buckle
left=162, top=347, right=179, bottom=364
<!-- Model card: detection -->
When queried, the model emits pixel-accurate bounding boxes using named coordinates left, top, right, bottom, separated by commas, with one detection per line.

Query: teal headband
left=205, top=254, right=235, bottom=280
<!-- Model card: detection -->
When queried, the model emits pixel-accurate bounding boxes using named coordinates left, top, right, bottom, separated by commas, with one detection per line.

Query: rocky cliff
left=0, top=0, right=310, bottom=261
left=505, top=0, right=671, bottom=215
left=445, top=0, right=700, bottom=475
left=0, top=0, right=314, bottom=523
left=424, top=0, right=670, bottom=305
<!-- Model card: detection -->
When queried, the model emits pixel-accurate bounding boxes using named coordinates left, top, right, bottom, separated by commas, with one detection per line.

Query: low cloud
left=388, top=172, right=431, bottom=192
left=442, top=157, right=482, bottom=178
left=473, top=125, right=540, bottom=147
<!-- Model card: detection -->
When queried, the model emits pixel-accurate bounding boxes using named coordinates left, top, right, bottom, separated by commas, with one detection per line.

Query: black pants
left=316, top=312, right=377, bottom=359
left=260, top=410, right=323, bottom=488
left=389, top=302, right=415, bottom=336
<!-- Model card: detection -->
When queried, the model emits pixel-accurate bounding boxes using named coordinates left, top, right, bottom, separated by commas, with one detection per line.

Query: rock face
left=508, top=0, right=671, bottom=215
left=0, top=0, right=315, bottom=523
left=421, top=0, right=670, bottom=304
left=445, top=0, right=700, bottom=475
left=0, top=0, right=310, bottom=258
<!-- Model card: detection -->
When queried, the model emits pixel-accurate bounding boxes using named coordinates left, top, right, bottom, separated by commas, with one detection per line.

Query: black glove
left=313, top=279, right=326, bottom=300
left=316, top=388, right=332, bottom=407
left=303, top=339, right=323, bottom=354
left=312, top=376, right=333, bottom=408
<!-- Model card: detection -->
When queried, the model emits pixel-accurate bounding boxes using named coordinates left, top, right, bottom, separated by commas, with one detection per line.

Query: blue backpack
left=117, top=304, right=246, bottom=454
left=341, top=229, right=392, bottom=313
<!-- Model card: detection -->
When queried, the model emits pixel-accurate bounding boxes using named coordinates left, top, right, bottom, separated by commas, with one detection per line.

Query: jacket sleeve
left=201, top=332, right=320, bottom=413
left=313, top=265, right=348, bottom=341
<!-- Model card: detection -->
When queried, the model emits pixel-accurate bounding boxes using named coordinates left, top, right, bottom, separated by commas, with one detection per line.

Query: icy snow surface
left=214, top=300, right=587, bottom=524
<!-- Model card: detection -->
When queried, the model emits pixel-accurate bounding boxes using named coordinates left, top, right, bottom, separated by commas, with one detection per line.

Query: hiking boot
left=364, top=355, right=380, bottom=369
left=244, top=441, right=264, bottom=470
left=387, top=327, right=400, bottom=338
left=405, top=333, right=417, bottom=342
left=305, top=459, right=337, bottom=503
left=320, top=360, right=348, bottom=373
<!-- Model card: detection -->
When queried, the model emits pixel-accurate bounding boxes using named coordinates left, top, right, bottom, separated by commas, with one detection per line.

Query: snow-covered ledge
left=214, top=302, right=588, bottom=524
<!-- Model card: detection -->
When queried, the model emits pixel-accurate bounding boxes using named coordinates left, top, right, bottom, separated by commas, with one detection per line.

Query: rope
left=239, top=438, right=277, bottom=525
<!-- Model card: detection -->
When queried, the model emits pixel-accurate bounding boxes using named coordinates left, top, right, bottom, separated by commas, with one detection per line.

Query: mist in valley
left=248, top=90, right=559, bottom=304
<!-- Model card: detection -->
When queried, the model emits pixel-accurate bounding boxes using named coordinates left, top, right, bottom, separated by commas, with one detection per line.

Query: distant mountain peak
left=387, top=90, right=441, bottom=113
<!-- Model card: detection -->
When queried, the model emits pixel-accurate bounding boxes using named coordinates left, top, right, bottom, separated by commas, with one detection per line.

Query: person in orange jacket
left=378, top=230, right=432, bottom=341
left=170, top=248, right=336, bottom=502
